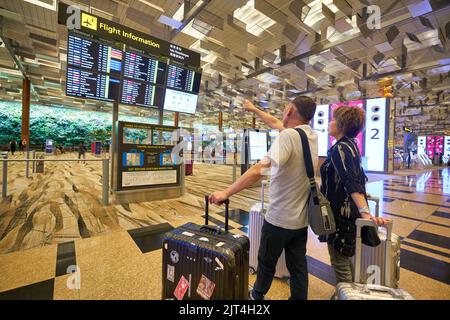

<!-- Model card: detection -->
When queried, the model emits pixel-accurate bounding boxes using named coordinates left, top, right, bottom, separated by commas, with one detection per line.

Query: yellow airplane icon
left=81, top=13, right=97, bottom=31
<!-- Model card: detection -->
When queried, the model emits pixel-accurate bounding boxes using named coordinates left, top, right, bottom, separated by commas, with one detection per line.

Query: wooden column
left=21, top=78, right=30, bottom=145
left=174, top=112, right=179, bottom=127
left=218, top=111, right=223, bottom=131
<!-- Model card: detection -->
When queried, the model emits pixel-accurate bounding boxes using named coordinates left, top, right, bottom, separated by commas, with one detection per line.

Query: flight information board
left=66, top=67, right=120, bottom=101
left=121, top=79, right=164, bottom=108
left=67, top=34, right=123, bottom=76
left=66, top=33, right=201, bottom=113
left=123, top=51, right=167, bottom=85
left=166, top=64, right=201, bottom=93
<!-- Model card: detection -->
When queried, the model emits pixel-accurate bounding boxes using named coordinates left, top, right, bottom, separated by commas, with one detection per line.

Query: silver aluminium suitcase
left=337, top=219, right=414, bottom=300
left=248, top=180, right=290, bottom=279
left=353, top=195, right=400, bottom=288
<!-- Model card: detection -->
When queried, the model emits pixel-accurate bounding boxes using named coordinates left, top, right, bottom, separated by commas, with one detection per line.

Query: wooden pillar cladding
left=174, top=112, right=179, bottom=127
left=218, top=111, right=223, bottom=131
left=21, top=78, right=30, bottom=145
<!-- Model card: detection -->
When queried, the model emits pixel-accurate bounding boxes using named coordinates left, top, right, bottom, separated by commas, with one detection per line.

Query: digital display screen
left=152, top=129, right=178, bottom=146
left=166, top=64, right=201, bottom=93
left=123, top=128, right=152, bottom=145
left=67, top=34, right=123, bottom=76
left=123, top=51, right=167, bottom=85
left=426, top=136, right=435, bottom=159
left=249, top=131, right=268, bottom=161
left=329, top=100, right=365, bottom=155
left=120, top=79, right=164, bottom=107
left=163, top=88, right=198, bottom=114
left=364, top=98, right=387, bottom=172
left=66, top=67, right=120, bottom=101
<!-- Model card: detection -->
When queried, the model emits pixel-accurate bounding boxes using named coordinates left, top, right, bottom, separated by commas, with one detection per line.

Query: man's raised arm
left=243, top=100, right=285, bottom=131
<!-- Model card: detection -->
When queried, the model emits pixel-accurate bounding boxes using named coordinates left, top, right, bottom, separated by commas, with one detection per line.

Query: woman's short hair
left=334, top=106, right=365, bottom=138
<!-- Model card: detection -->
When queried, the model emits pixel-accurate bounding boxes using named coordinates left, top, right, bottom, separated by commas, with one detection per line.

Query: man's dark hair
left=292, top=96, right=316, bottom=122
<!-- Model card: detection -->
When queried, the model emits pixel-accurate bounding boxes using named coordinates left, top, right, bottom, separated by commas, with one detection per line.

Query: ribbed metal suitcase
left=337, top=219, right=414, bottom=300
left=353, top=195, right=400, bottom=288
left=248, top=180, right=290, bottom=279
left=162, top=196, right=249, bottom=300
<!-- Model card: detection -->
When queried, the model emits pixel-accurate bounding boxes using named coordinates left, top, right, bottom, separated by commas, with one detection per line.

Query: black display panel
left=120, top=79, right=164, bottom=108
left=67, top=34, right=123, bottom=76
left=66, top=67, right=120, bottom=101
left=123, top=51, right=167, bottom=85
left=166, top=64, right=201, bottom=93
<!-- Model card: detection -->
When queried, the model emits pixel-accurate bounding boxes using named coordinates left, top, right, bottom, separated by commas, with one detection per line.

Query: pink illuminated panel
left=426, top=136, right=436, bottom=159
left=329, top=100, right=365, bottom=155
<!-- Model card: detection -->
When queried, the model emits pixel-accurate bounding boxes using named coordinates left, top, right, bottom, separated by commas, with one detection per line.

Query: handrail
left=1, top=157, right=110, bottom=205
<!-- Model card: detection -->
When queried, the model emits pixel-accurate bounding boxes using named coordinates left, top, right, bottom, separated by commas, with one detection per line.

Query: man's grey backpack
left=295, top=128, right=336, bottom=236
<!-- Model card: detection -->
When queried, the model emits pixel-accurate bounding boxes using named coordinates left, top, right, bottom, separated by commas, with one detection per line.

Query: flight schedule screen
left=67, top=34, right=123, bottom=76
left=121, top=79, right=164, bottom=108
left=66, top=67, right=120, bottom=101
left=166, top=64, right=201, bottom=93
left=66, top=33, right=201, bottom=113
left=123, top=51, right=167, bottom=85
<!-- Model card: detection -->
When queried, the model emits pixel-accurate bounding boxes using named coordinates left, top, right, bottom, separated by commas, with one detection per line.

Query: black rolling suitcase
left=162, top=196, right=250, bottom=300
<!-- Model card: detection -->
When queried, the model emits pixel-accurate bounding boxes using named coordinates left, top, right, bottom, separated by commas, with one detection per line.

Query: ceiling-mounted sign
left=58, top=2, right=200, bottom=67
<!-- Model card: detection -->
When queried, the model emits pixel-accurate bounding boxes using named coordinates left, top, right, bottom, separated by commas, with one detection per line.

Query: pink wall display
left=435, top=136, right=444, bottom=155
left=426, top=136, right=436, bottom=159
left=312, top=98, right=389, bottom=172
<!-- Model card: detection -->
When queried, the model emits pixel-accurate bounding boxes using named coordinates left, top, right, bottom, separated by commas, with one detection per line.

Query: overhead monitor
left=163, top=88, right=198, bottom=114
left=66, top=67, right=120, bottom=101
left=120, top=79, right=164, bottom=108
left=166, top=64, right=201, bottom=93
left=123, top=51, right=167, bottom=85
left=67, top=33, right=123, bottom=76
left=248, top=130, right=268, bottom=161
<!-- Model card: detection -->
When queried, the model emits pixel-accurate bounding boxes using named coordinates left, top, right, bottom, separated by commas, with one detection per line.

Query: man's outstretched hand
left=209, top=191, right=229, bottom=205
left=243, top=99, right=258, bottom=113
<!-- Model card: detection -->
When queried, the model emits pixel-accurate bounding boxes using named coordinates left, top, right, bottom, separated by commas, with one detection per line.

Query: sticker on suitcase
left=196, top=274, right=216, bottom=300
left=167, top=265, right=175, bottom=283
left=174, top=275, right=190, bottom=300
left=170, top=250, right=179, bottom=264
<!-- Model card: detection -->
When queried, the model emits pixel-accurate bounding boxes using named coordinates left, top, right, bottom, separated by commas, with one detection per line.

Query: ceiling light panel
left=233, top=0, right=276, bottom=37
left=138, top=0, right=165, bottom=13
left=23, top=0, right=57, bottom=11
left=404, top=29, right=440, bottom=52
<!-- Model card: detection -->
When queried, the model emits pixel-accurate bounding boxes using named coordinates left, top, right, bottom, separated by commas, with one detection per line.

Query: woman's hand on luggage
left=360, top=212, right=388, bottom=225
left=209, top=191, right=229, bottom=205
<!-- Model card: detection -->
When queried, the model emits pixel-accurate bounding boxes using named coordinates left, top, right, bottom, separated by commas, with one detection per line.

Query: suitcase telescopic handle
left=261, top=180, right=267, bottom=211
left=366, top=194, right=380, bottom=218
left=354, top=219, right=393, bottom=286
left=204, top=195, right=230, bottom=232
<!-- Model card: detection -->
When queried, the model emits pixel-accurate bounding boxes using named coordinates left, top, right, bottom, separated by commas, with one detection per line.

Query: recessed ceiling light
left=138, top=0, right=165, bottom=13
left=23, top=0, right=57, bottom=11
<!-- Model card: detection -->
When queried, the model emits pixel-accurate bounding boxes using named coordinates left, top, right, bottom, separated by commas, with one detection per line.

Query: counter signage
left=117, top=121, right=181, bottom=191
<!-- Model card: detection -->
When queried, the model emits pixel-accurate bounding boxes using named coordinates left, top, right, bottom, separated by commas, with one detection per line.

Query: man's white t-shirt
left=262, top=124, right=318, bottom=230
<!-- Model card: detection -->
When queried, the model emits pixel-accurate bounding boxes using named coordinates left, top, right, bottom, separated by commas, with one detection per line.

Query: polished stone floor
left=0, top=152, right=449, bottom=299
